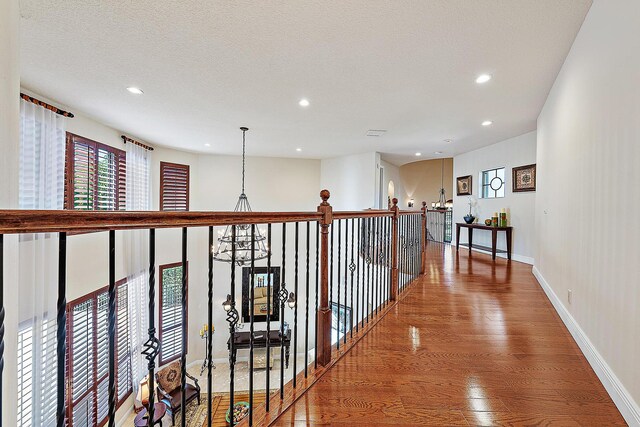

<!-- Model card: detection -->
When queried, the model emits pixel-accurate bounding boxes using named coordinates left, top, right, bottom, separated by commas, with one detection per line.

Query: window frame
left=64, top=132, right=126, bottom=211
left=159, top=262, right=189, bottom=365
left=159, top=161, right=190, bottom=211
left=65, top=279, right=132, bottom=427
left=480, top=167, right=506, bottom=199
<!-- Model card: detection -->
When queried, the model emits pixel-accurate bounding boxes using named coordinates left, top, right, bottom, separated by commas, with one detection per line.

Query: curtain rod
left=121, top=135, right=154, bottom=151
left=20, top=93, right=74, bottom=118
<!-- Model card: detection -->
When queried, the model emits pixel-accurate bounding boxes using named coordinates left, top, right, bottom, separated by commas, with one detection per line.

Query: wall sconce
left=408, top=199, right=414, bottom=208
left=287, top=292, right=296, bottom=309
left=222, top=294, right=233, bottom=312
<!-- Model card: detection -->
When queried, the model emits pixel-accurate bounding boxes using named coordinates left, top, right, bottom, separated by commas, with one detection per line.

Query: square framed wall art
left=456, top=175, right=472, bottom=196
left=512, top=164, right=536, bottom=192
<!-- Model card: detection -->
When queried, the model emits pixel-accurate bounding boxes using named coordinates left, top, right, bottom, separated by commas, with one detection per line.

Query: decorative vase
left=463, top=214, right=475, bottom=224
left=484, top=219, right=492, bottom=226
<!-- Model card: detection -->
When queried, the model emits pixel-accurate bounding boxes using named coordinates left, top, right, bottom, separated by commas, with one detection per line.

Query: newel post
left=421, top=201, right=427, bottom=275
left=316, top=189, right=333, bottom=366
left=390, top=198, right=399, bottom=301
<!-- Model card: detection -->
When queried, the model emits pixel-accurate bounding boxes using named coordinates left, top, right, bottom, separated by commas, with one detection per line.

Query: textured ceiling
left=20, top=1, right=591, bottom=164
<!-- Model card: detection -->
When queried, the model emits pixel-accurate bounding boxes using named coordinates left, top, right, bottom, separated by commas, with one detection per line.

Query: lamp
left=135, top=375, right=151, bottom=412
left=408, top=199, right=414, bottom=208
left=445, top=199, right=453, bottom=209
left=222, top=294, right=233, bottom=312
left=213, top=127, right=269, bottom=266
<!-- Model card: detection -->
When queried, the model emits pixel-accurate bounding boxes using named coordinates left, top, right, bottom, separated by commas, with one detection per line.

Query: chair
left=155, top=360, right=201, bottom=425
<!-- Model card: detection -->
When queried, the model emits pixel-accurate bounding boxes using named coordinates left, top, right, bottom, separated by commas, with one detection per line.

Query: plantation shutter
left=159, top=264, right=187, bottom=364
left=160, top=162, right=189, bottom=211
left=68, top=298, right=97, bottom=426
left=65, top=133, right=126, bottom=210
left=116, top=283, right=132, bottom=401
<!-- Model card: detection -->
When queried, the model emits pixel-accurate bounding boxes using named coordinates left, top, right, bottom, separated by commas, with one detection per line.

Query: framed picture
left=456, top=175, right=472, bottom=196
left=512, top=164, right=536, bottom=192
left=242, top=266, right=280, bottom=323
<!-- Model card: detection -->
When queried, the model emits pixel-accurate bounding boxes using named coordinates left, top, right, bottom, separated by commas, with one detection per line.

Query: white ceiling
left=20, top=1, right=591, bottom=165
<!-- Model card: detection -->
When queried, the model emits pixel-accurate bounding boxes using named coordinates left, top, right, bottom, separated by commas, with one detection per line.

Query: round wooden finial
left=320, top=189, right=330, bottom=202
left=392, top=198, right=398, bottom=206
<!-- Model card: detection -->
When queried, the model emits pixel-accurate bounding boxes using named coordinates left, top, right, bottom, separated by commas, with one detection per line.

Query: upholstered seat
left=155, top=360, right=200, bottom=425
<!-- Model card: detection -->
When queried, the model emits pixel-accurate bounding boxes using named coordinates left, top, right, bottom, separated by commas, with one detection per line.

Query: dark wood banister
left=0, top=209, right=421, bottom=234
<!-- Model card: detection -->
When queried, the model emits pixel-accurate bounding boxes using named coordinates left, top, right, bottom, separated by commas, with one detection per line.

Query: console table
left=456, top=223, right=512, bottom=261
left=227, top=330, right=292, bottom=368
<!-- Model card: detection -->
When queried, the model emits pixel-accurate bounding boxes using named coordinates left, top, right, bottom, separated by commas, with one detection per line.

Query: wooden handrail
left=0, top=210, right=323, bottom=234
left=0, top=208, right=422, bottom=234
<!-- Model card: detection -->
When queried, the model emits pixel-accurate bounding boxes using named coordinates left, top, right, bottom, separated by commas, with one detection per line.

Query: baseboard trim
left=461, top=244, right=534, bottom=265
left=532, top=266, right=640, bottom=427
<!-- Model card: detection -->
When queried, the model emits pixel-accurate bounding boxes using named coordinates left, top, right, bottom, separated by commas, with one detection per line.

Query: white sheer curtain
left=124, top=142, right=151, bottom=406
left=17, top=99, right=66, bottom=426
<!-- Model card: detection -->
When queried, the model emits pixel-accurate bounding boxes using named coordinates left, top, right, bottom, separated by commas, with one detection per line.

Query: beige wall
left=399, top=158, right=453, bottom=209
left=535, top=0, right=640, bottom=423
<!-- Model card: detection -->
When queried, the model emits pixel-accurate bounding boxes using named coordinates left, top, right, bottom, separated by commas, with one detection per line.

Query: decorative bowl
left=484, top=219, right=492, bottom=226
left=226, top=401, right=250, bottom=424
left=463, top=214, right=475, bottom=224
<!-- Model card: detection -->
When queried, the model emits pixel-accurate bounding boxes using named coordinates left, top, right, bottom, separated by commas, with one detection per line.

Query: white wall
left=535, top=0, right=640, bottom=423
left=320, top=152, right=377, bottom=210
left=453, top=131, right=537, bottom=264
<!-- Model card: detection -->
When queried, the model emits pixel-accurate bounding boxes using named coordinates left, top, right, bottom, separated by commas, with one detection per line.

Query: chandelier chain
left=242, top=128, right=246, bottom=194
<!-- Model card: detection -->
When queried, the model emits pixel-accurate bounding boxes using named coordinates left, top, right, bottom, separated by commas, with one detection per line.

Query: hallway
left=273, top=244, right=626, bottom=426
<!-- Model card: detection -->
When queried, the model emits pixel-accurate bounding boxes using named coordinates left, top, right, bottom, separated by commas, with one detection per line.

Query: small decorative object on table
left=500, top=209, right=508, bottom=227
left=484, top=219, right=492, bottom=226
left=491, top=213, right=498, bottom=227
left=463, top=196, right=475, bottom=224
left=226, top=401, right=250, bottom=425
left=199, top=323, right=215, bottom=376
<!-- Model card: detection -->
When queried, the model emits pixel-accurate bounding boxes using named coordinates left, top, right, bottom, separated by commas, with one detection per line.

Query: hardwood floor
left=272, top=243, right=626, bottom=426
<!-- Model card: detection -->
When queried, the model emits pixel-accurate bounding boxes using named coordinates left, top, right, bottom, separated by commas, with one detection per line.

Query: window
left=17, top=319, right=56, bottom=426
left=65, top=133, right=126, bottom=210
left=66, top=280, right=132, bottom=426
left=481, top=167, right=505, bottom=199
left=159, top=263, right=188, bottom=365
left=160, top=162, right=189, bottom=211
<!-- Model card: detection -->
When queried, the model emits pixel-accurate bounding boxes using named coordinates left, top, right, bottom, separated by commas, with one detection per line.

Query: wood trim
left=159, top=262, right=188, bottom=365
left=332, top=210, right=393, bottom=219
left=20, top=93, right=74, bottom=118
left=0, top=210, right=324, bottom=233
left=120, top=135, right=154, bottom=151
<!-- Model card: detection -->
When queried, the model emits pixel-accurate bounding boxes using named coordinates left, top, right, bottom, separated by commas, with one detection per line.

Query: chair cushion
left=156, top=360, right=182, bottom=394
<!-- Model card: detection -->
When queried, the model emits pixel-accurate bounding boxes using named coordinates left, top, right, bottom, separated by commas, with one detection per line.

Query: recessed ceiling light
left=299, top=99, right=310, bottom=107
left=476, top=74, right=492, bottom=84
left=126, top=87, right=144, bottom=95
left=444, top=139, right=453, bottom=144
left=434, top=151, right=443, bottom=155
left=415, top=152, right=422, bottom=156
left=296, top=148, right=302, bottom=152
left=482, top=120, right=493, bottom=126
left=204, top=143, right=211, bottom=147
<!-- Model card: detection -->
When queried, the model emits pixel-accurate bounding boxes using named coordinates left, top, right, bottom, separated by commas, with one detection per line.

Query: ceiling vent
left=366, top=129, right=387, bottom=137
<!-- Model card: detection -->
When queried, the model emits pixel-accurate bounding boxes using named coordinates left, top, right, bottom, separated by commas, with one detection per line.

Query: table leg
left=491, top=230, right=497, bottom=260
left=456, top=224, right=461, bottom=251
left=285, top=345, right=290, bottom=369
left=506, top=228, right=512, bottom=261
left=468, top=228, right=473, bottom=253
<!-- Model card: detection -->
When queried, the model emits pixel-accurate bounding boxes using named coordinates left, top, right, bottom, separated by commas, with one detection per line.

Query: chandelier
left=212, top=127, right=269, bottom=266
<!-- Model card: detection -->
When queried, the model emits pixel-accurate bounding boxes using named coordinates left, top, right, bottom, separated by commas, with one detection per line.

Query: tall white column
left=0, top=0, right=20, bottom=425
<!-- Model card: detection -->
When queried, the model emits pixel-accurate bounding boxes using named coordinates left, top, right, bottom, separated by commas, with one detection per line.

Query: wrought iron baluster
left=349, top=218, right=355, bottom=339
left=180, top=227, right=188, bottom=427
left=365, top=218, right=371, bottom=324
left=336, top=219, right=341, bottom=350
left=108, top=230, right=116, bottom=427
left=330, top=224, right=334, bottom=310
left=206, top=227, right=213, bottom=427
left=228, top=225, right=237, bottom=425
left=0, top=235, right=3, bottom=427
left=304, top=222, right=310, bottom=377
left=280, top=223, right=286, bottom=399
left=56, top=232, right=66, bottom=427
left=265, top=224, right=271, bottom=411
left=343, top=219, right=348, bottom=344
left=293, top=222, right=299, bottom=387
left=377, top=216, right=381, bottom=314
left=356, top=218, right=361, bottom=332
left=249, top=224, right=255, bottom=426
left=144, top=229, right=160, bottom=427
